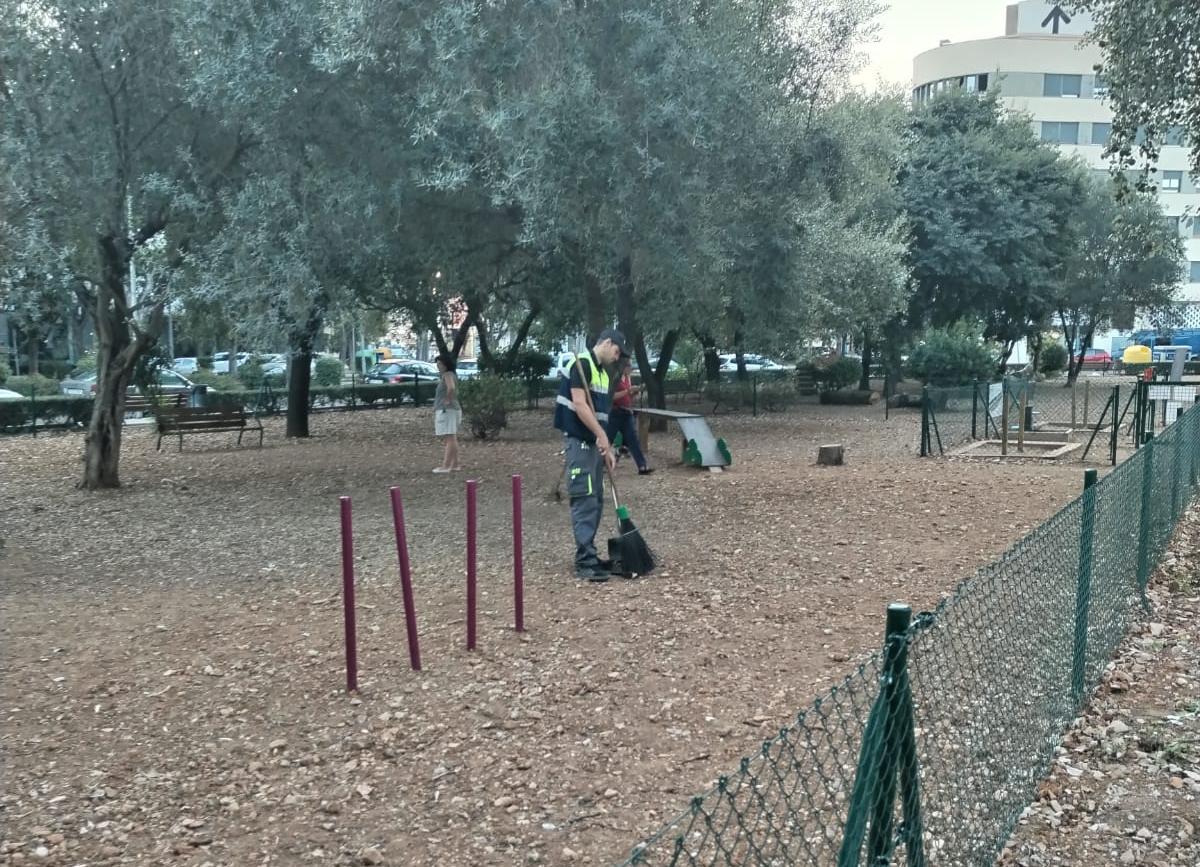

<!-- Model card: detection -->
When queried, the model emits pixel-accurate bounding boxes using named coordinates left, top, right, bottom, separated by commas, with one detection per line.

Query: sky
left=854, top=1, right=1014, bottom=89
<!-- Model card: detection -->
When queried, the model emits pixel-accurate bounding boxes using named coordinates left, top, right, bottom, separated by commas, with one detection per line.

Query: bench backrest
left=157, top=406, right=246, bottom=426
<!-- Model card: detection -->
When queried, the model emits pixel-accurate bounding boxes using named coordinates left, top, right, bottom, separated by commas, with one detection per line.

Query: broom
left=604, top=470, right=657, bottom=577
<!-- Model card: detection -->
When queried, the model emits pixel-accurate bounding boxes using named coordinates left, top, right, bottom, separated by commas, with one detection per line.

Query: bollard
left=339, top=496, right=359, bottom=692
left=513, top=474, right=525, bottom=633
left=466, top=479, right=478, bottom=651
left=389, top=486, right=422, bottom=671
left=1072, top=469, right=1098, bottom=704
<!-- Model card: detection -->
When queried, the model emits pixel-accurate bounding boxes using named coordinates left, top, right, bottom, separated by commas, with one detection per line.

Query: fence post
left=1136, top=434, right=1155, bottom=606
left=1110, top=385, right=1120, bottom=466
left=971, top=380, right=979, bottom=440
left=838, top=603, right=925, bottom=867
left=919, top=387, right=929, bottom=457
left=752, top=374, right=758, bottom=418
left=1001, top=378, right=1010, bottom=455
left=30, top=388, right=37, bottom=438
left=1171, top=424, right=1183, bottom=522
left=1072, top=469, right=1098, bottom=705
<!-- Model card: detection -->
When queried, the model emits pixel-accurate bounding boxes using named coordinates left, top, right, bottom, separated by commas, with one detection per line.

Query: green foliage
left=314, top=356, right=345, bottom=387
left=0, top=358, right=9, bottom=385
left=0, top=395, right=92, bottom=432
left=1039, top=342, right=1069, bottom=375
left=1075, top=1, right=1200, bottom=178
left=458, top=374, right=522, bottom=439
left=907, top=326, right=1000, bottom=386
left=236, top=361, right=266, bottom=389
left=812, top=358, right=861, bottom=392
left=6, top=374, right=61, bottom=397
left=482, top=349, right=551, bottom=383
left=188, top=369, right=235, bottom=390
left=73, top=352, right=98, bottom=374
left=901, top=91, right=1083, bottom=348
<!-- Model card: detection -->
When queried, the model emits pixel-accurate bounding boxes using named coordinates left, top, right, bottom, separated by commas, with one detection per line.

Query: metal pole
left=389, top=486, right=422, bottom=671
left=1110, top=385, right=1120, bottom=466
left=466, top=479, right=478, bottom=651
left=513, top=474, right=525, bottom=633
left=339, top=496, right=359, bottom=692
left=1017, top=384, right=1028, bottom=453
left=919, top=386, right=929, bottom=457
left=1072, top=469, right=1098, bottom=705
left=1083, top=380, right=1091, bottom=426
left=971, top=380, right=979, bottom=440
left=1001, top=378, right=1009, bottom=456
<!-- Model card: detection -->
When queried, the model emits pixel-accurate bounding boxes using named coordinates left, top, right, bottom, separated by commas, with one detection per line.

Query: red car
left=1077, top=348, right=1112, bottom=369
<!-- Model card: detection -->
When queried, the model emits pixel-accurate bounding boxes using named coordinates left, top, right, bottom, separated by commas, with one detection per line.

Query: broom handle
left=574, top=356, right=622, bottom=512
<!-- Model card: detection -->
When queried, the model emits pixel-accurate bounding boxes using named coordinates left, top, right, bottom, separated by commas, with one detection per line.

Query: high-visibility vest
left=552, top=352, right=611, bottom=440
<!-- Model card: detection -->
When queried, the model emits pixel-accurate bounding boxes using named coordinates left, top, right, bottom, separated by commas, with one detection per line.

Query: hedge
left=0, top=394, right=94, bottom=433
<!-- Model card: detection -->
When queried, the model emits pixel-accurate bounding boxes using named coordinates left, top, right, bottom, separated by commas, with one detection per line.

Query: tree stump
left=817, top=444, right=845, bottom=466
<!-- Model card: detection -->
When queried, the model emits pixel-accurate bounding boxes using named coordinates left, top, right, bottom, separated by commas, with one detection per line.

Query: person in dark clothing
left=606, top=358, right=652, bottom=475
left=552, top=329, right=626, bottom=581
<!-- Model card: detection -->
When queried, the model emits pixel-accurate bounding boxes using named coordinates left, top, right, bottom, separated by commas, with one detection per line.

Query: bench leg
left=258, top=427, right=264, bottom=448
left=237, top=429, right=244, bottom=446
left=156, top=433, right=163, bottom=452
left=178, top=433, right=184, bottom=452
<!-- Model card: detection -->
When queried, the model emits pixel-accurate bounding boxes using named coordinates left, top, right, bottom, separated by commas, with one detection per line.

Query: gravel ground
left=0, top=403, right=1106, bottom=865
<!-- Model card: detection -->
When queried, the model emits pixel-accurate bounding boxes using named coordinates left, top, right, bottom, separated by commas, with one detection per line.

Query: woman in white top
left=433, top=354, right=462, bottom=473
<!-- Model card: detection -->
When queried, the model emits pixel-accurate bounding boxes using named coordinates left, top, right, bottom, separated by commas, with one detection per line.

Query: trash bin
left=190, top=384, right=208, bottom=408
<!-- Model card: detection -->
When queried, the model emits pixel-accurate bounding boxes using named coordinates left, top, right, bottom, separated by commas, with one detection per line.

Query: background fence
left=619, top=399, right=1200, bottom=866
left=920, top=378, right=1200, bottom=463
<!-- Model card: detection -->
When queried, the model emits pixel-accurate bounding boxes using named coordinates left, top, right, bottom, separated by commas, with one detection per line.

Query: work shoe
left=574, top=564, right=611, bottom=582
left=637, top=467, right=655, bottom=475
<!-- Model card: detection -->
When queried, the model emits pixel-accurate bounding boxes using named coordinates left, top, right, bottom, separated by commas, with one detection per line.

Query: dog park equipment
left=635, top=407, right=731, bottom=469
left=1121, top=344, right=1151, bottom=365
left=337, top=475, right=534, bottom=690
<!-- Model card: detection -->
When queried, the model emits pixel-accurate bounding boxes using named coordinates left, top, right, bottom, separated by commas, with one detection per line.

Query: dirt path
left=1, top=405, right=1094, bottom=866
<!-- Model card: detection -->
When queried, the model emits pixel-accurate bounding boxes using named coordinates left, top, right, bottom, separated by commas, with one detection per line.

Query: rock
left=561, top=847, right=578, bottom=861
left=1148, top=623, right=1165, bottom=637
left=268, top=739, right=287, bottom=751
left=361, top=847, right=385, bottom=865
left=33, top=847, right=49, bottom=858
left=603, top=788, right=618, bottom=799
left=1119, top=849, right=1136, bottom=864
left=493, top=796, right=514, bottom=808
left=1108, top=720, right=1131, bottom=735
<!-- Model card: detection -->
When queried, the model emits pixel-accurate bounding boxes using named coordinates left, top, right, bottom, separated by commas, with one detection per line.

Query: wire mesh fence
left=618, top=400, right=1200, bottom=867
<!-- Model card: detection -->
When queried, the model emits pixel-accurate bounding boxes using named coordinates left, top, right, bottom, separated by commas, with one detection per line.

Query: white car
left=211, top=351, right=251, bottom=374
left=718, top=353, right=786, bottom=372
left=455, top=358, right=480, bottom=379
left=0, top=387, right=24, bottom=400
left=173, top=357, right=199, bottom=374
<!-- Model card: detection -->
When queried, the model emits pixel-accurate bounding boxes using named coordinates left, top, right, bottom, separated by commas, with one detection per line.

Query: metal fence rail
left=619, top=400, right=1200, bottom=867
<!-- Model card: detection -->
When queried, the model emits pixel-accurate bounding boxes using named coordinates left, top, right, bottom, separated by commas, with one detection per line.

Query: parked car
left=646, top=357, right=682, bottom=373
left=551, top=352, right=578, bottom=380
left=60, top=368, right=195, bottom=396
left=1077, top=348, right=1112, bottom=369
left=211, top=351, right=251, bottom=373
left=173, top=357, right=199, bottom=374
left=455, top=358, right=480, bottom=379
left=0, top=388, right=24, bottom=400
left=718, top=353, right=786, bottom=372
left=364, top=360, right=439, bottom=384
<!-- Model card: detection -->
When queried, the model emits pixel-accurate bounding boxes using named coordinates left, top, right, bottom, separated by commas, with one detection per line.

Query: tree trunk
left=1065, top=324, right=1095, bottom=387
left=858, top=327, right=873, bottom=392
left=286, top=313, right=322, bottom=438
left=734, top=331, right=747, bottom=382
left=230, top=340, right=239, bottom=378
left=583, top=270, right=606, bottom=345
left=696, top=330, right=721, bottom=382
left=83, top=236, right=154, bottom=490
left=1029, top=331, right=1044, bottom=379
left=26, top=334, right=39, bottom=375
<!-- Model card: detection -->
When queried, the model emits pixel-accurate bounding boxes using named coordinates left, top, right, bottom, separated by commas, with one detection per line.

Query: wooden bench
left=123, top=392, right=186, bottom=420
left=155, top=406, right=263, bottom=451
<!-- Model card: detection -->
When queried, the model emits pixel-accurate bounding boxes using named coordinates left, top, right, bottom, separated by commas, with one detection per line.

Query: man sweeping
left=553, top=329, right=626, bottom=581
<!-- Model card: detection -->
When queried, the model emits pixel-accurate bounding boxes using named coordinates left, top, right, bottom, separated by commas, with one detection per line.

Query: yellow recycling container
left=1122, top=344, right=1151, bottom=365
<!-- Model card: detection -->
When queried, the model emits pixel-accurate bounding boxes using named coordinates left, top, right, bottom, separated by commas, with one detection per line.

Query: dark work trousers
left=605, top=408, right=647, bottom=470
left=564, top=435, right=604, bottom=568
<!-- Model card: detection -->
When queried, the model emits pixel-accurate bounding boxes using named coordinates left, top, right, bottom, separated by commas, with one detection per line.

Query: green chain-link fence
left=619, top=400, right=1200, bottom=866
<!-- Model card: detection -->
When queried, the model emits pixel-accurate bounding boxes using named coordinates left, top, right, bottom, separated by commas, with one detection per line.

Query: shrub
left=73, top=351, right=98, bottom=374
left=6, top=374, right=61, bottom=397
left=459, top=374, right=522, bottom=439
left=0, top=395, right=92, bottom=432
left=0, top=358, right=8, bottom=385
left=1039, top=341, right=1068, bottom=375
left=314, top=356, right=345, bottom=387
left=237, top=360, right=265, bottom=389
left=188, top=369, right=235, bottom=389
left=813, top=357, right=860, bottom=391
left=906, top=326, right=999, bottom=386
left=198, top=355, right=214, bottom=370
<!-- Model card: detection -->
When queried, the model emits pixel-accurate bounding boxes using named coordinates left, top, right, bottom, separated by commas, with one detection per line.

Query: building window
left=1162, top=171, right=1183, bottom=192
left=1091, top=123, right=1111, bottom=145
left=1164, top=216, right=1180, bottom=235
left=1194, top=217, right=1200, bottom=238
left=1044, top=73, right=1082, bottom=98
left=1093, top=74, right=1108, bottom=96
left=1041, top=121, right=1080, bottom=145
left=1191, top=261, right=1200, bottom=283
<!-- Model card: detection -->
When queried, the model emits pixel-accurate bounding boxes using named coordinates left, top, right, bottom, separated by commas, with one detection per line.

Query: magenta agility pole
left=338, top=496, right=358, bottom=692
left=466, top=479, right=478, bottom=650
left=512, top=474, right=524, bottom=632
left=389, top=486, right=422, bottom=672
